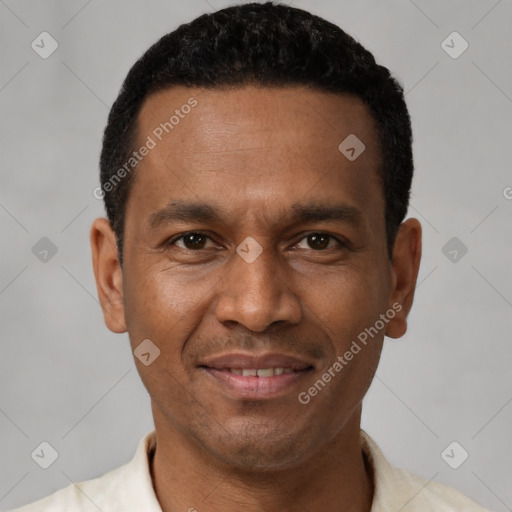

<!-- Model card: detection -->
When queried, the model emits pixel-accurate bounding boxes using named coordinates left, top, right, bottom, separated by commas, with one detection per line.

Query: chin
left=194, top=417, right=313, bottom=472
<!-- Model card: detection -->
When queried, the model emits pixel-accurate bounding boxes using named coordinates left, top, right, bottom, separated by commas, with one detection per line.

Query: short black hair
left=100, top=1, right=413, bottom=265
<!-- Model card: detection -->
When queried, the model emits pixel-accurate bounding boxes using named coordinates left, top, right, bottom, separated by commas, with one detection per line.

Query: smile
left=225, top=367, right=295, bottom=376
left=199, top=352, right=315, bottom=399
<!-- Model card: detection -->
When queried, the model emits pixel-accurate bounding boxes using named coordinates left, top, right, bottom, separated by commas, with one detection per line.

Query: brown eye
left=169, top=232, right=212, bottom=250
left=295, top=232, right=345, bottom=251
left=307, top=233, right=330, bottom=250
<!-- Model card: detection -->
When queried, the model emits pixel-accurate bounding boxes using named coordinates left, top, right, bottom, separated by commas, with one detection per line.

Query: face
left=91, top=85, right=421, bottom=471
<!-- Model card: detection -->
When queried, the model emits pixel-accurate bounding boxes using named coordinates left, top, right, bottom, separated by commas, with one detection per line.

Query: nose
left=214, top=241, right=302, bottom=332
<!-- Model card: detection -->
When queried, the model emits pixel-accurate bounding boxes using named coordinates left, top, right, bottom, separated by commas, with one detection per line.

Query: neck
left=150, top=407, right=374, bottom=512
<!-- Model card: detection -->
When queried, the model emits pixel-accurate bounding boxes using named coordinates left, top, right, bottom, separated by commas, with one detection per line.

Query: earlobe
left=385, top=218, right=422, bottom=339
left=90, top=217, right=127, bottom=333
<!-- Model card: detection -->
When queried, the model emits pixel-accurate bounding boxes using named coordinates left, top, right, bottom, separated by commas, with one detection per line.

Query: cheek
left=300, top=270, right=386, bottom=414
left=123, top=266, right=219, bottom=393
left=123, top=263, right=207, bottom=340
left=301, top=262, right=390, bottom=341
left=122, top=269, right=205, bottom=412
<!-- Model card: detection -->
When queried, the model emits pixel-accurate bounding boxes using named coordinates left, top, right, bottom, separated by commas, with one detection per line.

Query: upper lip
left=199, top=352, right=314, bottom=371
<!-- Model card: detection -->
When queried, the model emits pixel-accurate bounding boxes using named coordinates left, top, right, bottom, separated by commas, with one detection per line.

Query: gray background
left=1, top=0, right=511, bottom=510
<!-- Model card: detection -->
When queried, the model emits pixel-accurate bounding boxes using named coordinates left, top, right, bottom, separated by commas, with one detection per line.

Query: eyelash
left=165, top=231, right=347, bottom=251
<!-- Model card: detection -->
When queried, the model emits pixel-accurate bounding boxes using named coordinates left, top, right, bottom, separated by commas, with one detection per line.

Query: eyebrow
left=147, top=199, right=362, bottom=230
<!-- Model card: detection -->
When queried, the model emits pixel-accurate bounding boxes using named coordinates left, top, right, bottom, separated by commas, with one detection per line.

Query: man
left=13, top=2, right=491, bottom=511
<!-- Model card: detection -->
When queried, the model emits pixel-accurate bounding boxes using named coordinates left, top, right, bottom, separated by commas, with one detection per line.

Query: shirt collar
left=114, top=429, right=161, bottom=510
left=130, top=428, right=394, bottom=511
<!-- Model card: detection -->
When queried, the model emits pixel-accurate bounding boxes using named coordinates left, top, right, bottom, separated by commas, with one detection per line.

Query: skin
left=91, top=85, right=422, bottom=512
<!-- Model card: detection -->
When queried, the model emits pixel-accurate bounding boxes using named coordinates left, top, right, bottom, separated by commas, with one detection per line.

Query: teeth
left=228, top=367, right=290, bottom=376
left=257, top=368, right=275, bottom=377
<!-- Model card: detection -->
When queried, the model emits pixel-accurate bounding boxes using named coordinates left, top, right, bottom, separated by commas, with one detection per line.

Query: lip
left=199, top=352, right=314, bottom=371
left=199, top=352, right=314, bottom=400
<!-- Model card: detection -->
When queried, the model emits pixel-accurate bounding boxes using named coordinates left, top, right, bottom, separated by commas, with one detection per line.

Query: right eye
left=165, top=231, right=217, bottom=251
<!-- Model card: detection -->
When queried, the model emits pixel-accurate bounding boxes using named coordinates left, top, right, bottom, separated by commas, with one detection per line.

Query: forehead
left=127, top=85, right=383, bottom=228
left=137, top=85, right=379, bottom=160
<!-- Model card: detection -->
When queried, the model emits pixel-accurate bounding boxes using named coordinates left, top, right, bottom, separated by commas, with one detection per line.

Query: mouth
left=198, top=352, right=315, bottom=399
left=221, top=367, right=299, bottom=376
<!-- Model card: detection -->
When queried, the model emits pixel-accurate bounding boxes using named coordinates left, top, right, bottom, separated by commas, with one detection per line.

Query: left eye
left=169, top=232, right=214, bottom=250
left=295, top=233, right=345, bottom=251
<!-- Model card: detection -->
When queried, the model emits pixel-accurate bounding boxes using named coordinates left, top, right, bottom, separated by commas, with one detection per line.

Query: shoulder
left=9, top=463, right=127, bottom=512
left=360, top=430, right=492, bottom=511
left=9, top=430, right=159, bottom=512
left=389, top=466, right=492, bottom=511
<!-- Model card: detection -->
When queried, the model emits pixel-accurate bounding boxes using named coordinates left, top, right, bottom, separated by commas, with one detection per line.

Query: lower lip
left=202, top=368, right=312, bottom=399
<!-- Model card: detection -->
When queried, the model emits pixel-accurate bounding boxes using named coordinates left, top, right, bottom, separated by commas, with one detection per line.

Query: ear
left=385, top=218, right=422, bottom=339
left=90, top=217, right=127, bottom=333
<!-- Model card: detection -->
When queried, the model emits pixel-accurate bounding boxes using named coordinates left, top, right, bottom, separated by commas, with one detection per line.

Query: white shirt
left=11, top=429, right=491, bottom=511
